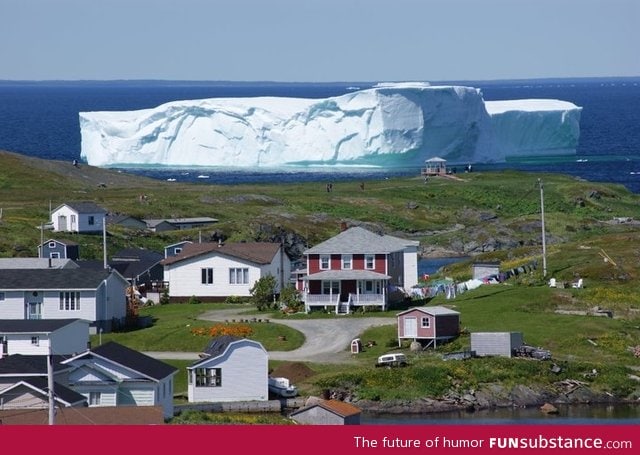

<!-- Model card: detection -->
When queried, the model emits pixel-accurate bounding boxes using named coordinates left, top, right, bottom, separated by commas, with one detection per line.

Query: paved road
left=144, top=308, right=393, bottom=364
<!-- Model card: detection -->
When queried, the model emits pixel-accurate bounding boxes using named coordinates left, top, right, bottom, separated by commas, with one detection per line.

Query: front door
left=28, top=302, right=42, bottom=319
left=404, top=317, right=418, bottom=338
left=58, top=215, right=67, bottom=231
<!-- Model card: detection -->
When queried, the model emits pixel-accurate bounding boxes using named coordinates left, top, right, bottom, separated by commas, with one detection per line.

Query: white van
left=375, top=353, right=408, bottom=368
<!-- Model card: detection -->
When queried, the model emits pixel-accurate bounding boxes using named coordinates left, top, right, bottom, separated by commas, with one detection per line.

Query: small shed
left=421, top=157, right=448, bottom=176
left=472, top=262, right=500, bottom=280
left=471, top=332, right=523, bottom=358
left=290, top=399, right=361, bottom=425
left=396, top=306, right=460, bottom=349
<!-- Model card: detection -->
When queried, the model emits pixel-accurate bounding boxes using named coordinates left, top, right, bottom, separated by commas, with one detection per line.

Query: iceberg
left=79, top=82, right=581, bottom=168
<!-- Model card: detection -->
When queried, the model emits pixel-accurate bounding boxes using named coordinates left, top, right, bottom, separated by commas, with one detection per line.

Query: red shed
left=396, top=306, right=460, bottom=349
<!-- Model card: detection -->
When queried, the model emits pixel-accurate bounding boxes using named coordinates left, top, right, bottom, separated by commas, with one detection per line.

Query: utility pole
left=538, top=179, right=547, bottom=278
left=48, top=345, right=55, bottom=425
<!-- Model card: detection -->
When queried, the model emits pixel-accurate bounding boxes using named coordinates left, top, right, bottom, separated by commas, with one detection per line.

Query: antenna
left=538, top=179, right=547, bottom=278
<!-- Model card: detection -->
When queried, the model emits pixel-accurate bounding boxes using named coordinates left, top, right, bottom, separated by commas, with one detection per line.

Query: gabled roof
left=40, top=239, right=79, bottom=247
left=63, top=341, right=178, bottom=382
left=189, top=337, right=266, bottom=369
left=0, top=354, right=71, bottom=376
left=0, top=268, right=115, bottom=290
left=0, top=377, right=87, bottom=407
left=144, top=217, right=218, bottom=228
left=0, top=318, right=87, bottom=334
left=291, top=399, right=361, bottom=418
left=53, top=201, right=107, bottom=214
left=106, top=214, right=145, bottom=225
left=109, top=249, right=163, bottom=279
left=162, top=242, right=282, bottom=266
left=305, top=226, right=415, bottom=255
left=396, top=305, right=460, bottom=317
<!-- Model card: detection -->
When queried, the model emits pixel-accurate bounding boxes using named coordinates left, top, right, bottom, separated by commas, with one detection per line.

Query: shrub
left=250, top=275, right=277, bottom=311
left=188, top=295, right=201, bottom=305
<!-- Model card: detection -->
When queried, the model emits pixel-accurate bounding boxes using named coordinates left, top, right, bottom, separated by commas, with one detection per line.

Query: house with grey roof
left=161, top=241, right=291, bottom=302
left=0, top=319, right=90, bottom=358
left=0, top=257, right=78, bottom=269
left=37, top=238, right=80, bottom=260
left=299, top=226, right=419, bottom=313
left=61, top=341, right=178, bottom=419
left=0, top=268, right=128, bottom=333
left=50, top=201, right=107, bottom=233
left=187, top=336, right=268, bottom=404
left=143, top=217, right=218, bottom=232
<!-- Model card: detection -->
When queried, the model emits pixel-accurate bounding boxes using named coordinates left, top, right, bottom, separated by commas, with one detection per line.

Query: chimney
left=340, top=221, right=348, bottom=232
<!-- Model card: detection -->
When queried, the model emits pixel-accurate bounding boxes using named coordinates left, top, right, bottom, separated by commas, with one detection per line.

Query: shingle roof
left=0, top=354, right=71, bottom=376
left=291, top=399, right=361, bottom=418
left=396, top=305, right=460, bottom=317
left=55, top=201, right=107, bottom=214
left=189, top=337, right=266, bottom=368
left=90, top=341, right=178, bottom=381
left=305, top=226, right=413, bottom=255
left=0, top=268, right=112, bottom=290
left=161, top=242, right=281, bottom=266
left=0, top=319, right=85, bottom=334
left=0, top=258, right=78, bottom=269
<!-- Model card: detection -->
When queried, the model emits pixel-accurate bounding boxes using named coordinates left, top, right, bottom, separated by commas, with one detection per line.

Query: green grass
left=90, top=303, right=305, bottom=352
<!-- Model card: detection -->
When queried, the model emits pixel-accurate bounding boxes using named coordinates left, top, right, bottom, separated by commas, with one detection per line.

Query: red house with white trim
left=396, top=306, right=460, bottom=348
left=298, top=226, right=419, bottom=314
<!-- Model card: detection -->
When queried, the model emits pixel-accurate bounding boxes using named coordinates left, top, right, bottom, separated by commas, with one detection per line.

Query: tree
left=250, top=274, right=277, bottom=311
left=279, top=285, right=303, bottom=313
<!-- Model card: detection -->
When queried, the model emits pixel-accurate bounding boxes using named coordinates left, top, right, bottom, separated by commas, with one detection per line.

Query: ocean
left=0, top=78, right=639, bottom=192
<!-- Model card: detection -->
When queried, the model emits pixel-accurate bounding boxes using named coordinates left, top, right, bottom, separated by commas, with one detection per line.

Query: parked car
left=375, top=353, right=408, bottom=368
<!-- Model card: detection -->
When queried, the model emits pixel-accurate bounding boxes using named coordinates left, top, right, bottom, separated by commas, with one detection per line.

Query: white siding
left=471, top=332, right=523, bottom=358
left=188, top=340, right=268, bottom=403
left=45, top=291, right=98, bottom=323
left=119, top=385, right=155, bottom=407
left=165, top=255, right=263, bottom=298
left=51, top=205, right=105, bottom=233
left=5, top=334, right=52, bottom=356
left=402, top=245, right=419, bottom=289
left=0, top=291, right=28, bottom=319
left=0, top=387, right=49, bottom=410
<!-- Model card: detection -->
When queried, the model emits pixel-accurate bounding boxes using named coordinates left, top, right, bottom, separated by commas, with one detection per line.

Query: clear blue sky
left=1, top=0, right=638, bottom=82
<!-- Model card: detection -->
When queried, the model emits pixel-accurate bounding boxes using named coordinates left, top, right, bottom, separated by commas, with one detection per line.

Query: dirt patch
left=270, top=362, right=316, bottom=383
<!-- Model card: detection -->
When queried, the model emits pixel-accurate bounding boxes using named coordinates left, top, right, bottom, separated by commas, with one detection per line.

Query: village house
left=106, top=214, right=147, bottom=230
left=143, top=217, right=218, bottom=233
left=0, top=319, right=90, bottom=358
left=161, top=241, right=291, bottom=301
left=37, top=239, right=80, bottom=260
left=0, top=257, right=78, bottom=270
left=61, top=341, right=178, bottom=419
left=0, top=268, right=128, bottom=333
left=297, top=225, right=419, bottom=314
left=50, top=201, right=107, bottom=234
left=396, top=306, right=461, bottom=348
left=187, top=336, right=268, bottom=403
left=164, top=240, right=193, bottom=258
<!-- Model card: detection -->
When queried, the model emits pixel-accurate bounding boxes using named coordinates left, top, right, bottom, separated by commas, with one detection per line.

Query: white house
left=51, top=201, right=107, bottom=233
left=61, top=341, right=178, bottom=419
left=0, top=268, right=129, bottom=333
left=0, top=377, right=86, bottom=411
left=0, top=319, right=90, bottom=358
left=187, top=336, right=268, bottom=403
left=161, top=242, right=291, bottom=301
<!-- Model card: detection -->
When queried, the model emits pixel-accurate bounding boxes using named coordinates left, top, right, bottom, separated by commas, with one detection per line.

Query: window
left=342, top=254, right=352, bottom=270
left=70, top=215, right=76, bottom=224
left=421, top=317, right=430, bottom=328
left=89, top=392, right=101, bottom=405
left=322, top=281, right=340, bottom=295
left=0, top=292, right=4, bottom=301
left=319, top=255, right=330, bottom=270
left=229, top=268, right=249, bottom=285
left=195, top=367, right=222, bottom=387
left=31, top=336, right=39, bottom=346
left=201, top=268, right=214, bottom=284
left=50, top=252, right=60, bottom=259
left=88, top=215, right=95, bottom=226
left=59, top=291, right=80, bottom=310
left=174, top=247, right=182, bottom=255
left=48, top=241, right=56, bottom=248
left=365, top=254, right=375, bottom=270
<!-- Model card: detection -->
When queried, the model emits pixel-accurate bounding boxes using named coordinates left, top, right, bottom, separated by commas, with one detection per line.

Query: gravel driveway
left=198, top=308, right=393, bottom=364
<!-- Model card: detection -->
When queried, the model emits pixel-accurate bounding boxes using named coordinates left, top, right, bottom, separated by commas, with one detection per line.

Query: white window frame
left=50, top=252, right=60, bottom=259
left=59, top=291, right=80, bottom=311
left=319, top=255, right=330, bottom=270
left=195, top=367, right=222, bottom=387
left=322, top=280, right=340, bottom=295
left=341, top=254, right=352, bottom=270
left=201, top=268, right=214, bottom=284
left=48, top=241, right=56, bottom=248
left=421, top=317, right=430, bottom=328
left=229, top=268, right=249, bottom=285
left=31, top=336, right=39, bottom=346
left=89, top=392, right=101, bottom=405
left=365, top=254, right=375, bottom=270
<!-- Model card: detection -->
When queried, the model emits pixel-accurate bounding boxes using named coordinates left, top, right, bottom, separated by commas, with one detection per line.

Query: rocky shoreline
left=331, top=382, right=631, bottom=415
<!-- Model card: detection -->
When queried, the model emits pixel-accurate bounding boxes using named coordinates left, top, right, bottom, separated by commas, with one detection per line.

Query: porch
left=302, top=292, right=387, bottom=314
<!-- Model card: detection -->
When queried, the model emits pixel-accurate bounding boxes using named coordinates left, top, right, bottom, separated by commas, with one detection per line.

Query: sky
left=1, top=0, right=638, bottom=82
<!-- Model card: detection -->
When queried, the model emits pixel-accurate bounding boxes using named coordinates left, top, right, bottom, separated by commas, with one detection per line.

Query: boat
left=268, top=376, right=298, bottom=397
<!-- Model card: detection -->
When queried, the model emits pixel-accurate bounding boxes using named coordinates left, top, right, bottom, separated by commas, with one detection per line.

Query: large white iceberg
left=79, top=82, right=581, bottom=167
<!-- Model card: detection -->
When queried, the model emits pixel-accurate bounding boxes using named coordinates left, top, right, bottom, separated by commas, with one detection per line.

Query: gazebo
left=421, top=157, right=448, bottom=176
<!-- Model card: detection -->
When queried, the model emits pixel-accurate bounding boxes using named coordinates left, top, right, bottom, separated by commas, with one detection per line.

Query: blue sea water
left=0, top=78, right=639, bottom=192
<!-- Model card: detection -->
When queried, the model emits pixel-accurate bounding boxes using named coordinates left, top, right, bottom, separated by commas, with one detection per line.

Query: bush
left=279, top=285, right=303, bottom=313
left=250, top=275, right=277, bottom=311
left=188, top=295, right=201, bottom=305
left=224, top=295, right=245, bottom=305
